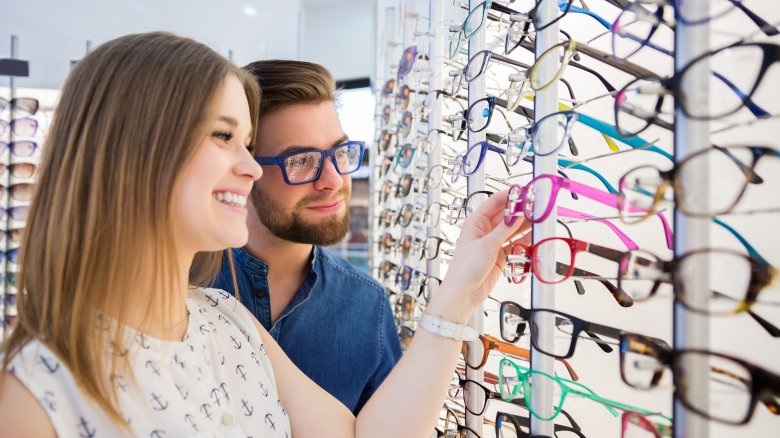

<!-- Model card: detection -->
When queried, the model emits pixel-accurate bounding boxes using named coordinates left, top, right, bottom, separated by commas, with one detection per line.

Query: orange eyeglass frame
left=462, top=334, right=580, bottom=381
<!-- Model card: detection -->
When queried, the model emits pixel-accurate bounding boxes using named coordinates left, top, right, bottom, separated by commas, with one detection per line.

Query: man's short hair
left=243, top=60, right=336, bottom=118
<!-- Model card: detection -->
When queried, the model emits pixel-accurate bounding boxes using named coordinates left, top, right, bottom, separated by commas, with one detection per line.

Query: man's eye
left=288, top=156, right=313, bottom=168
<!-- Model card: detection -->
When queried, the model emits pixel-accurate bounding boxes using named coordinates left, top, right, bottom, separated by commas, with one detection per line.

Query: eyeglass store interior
left=3, top=1, right=780, bottom=437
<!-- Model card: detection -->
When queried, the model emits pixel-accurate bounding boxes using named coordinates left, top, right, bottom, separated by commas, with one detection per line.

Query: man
left=212, top=60, right=402, bottom=414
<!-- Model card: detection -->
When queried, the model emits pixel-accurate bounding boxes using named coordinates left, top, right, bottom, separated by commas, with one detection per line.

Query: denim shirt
left=212, top=246, right=402, bottom=414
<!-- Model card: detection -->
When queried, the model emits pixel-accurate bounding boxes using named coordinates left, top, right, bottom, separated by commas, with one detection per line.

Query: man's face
left=251, top=101, right=351, bottom=246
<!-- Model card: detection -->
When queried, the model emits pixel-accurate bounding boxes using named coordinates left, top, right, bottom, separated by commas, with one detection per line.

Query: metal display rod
left=529, top=0, right=560, bottom=436
left=465, top=0, right=486, bottom=433
left=1, top=35, right=29, bottom=340
left=370, top=5, right=399, bottom=275
left=673, top=0, right=711, bottom=436
left=426, top=0, right=443, bottom=294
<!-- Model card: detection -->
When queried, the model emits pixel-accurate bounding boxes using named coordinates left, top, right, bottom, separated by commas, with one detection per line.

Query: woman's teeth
left=213, top=192, right=247, bottom=208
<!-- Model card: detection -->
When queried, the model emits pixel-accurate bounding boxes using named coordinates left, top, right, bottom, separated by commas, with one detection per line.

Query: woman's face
left=173, top=74, right=262, bottom=256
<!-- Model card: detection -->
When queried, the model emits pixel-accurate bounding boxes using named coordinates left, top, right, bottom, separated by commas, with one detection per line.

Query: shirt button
left=222, top=413, right=235, bottom=427
left=256, top=289, right=266, bottom=298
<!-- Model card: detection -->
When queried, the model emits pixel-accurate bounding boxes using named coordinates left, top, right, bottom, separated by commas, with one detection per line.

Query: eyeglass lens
left=283, top=143, right=362, bottom=184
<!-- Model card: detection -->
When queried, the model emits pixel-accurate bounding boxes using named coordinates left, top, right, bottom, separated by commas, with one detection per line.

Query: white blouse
left=7, top=287, right=291, bottom=438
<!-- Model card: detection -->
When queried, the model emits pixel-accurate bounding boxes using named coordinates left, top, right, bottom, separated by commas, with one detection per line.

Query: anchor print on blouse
left=78, top=416, right=96, bottom=438
left=20, top=290, right=290, bottom=437
left=42, top=390, right=57, bottom=412
left=38, top=354, right=60, bottom=374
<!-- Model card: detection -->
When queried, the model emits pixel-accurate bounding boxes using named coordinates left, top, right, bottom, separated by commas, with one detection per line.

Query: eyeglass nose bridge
left=504, top=194, right=523, bottom=213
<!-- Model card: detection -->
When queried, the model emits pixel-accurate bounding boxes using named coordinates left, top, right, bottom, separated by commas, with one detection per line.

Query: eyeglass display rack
left=0, top=35, right=31, bottom=341
left=672, top=1, right=710, bottom=435
left=372, top=0, right=779, bottom=437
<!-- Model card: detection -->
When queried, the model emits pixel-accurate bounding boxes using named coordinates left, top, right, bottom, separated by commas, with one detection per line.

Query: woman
left=0, top=32, right=526, bottom=437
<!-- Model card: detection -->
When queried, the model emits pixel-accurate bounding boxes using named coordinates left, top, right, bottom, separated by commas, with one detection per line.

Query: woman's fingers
left=462, top=190, right=508, bottom=235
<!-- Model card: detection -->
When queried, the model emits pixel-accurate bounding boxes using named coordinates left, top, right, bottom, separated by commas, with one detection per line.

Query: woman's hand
left=427, top=190, right=531, bottom=323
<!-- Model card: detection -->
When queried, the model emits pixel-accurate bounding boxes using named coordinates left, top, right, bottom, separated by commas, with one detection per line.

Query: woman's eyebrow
left=217, top=115, right=238, bottom=127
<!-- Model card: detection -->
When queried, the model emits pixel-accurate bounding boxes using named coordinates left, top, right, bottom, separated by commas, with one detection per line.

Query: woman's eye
left=213, top=130, right=234, bottom=142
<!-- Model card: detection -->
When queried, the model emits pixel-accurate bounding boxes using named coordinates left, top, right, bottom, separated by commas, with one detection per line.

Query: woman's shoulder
left=187, top=286, right=265, bottom=350
left=4, top=339, right=72, bottom=392
left=2, top=339, right=102, bottom=437
left=188, top=286, right=249, bottom=325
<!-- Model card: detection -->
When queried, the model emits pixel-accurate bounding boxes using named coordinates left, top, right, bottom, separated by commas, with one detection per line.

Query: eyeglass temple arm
left=588, top=243, right=671, bottom=307
left=558, top=206, right=639, bottom=250
left=514, top=36, right=659, bottom=81
left=487, top=334, right=580, bottom=381
left=603, top=0, right=630, bottom=10
left=731, top=1, right=780, bottom=36
left=575, top=305, right=626, bottom=346
left=555, top=379, right=621, bottom=418
left=558, top=158, right=618, bottom=193
left=709, top=364, right=780, bottom=414
left=568, top=376, right=671, bottom=420
left=501, top=94, right=616, bottom=156
left=573, top=265, right=633, bottom=307
left=577, top=38, right=660, bottom=78
left=486, top=143, right=513, bottom=175
left=709, top=70, right=771, bottom=118
left=712, top=217, right=769, bottom=265
left=455, top=365, right=499, bottom=387
left=505, top=155, right=579, bottom=200
left=577, top=111, right=673, bottom=159
left=747, top=310, right=780, bottom=338
left=714, top=144, right=764, bottom=184
left=553, top=314, right=614, bottom=354
left=565, top=178, right=674, bottom=249
left=489, top=1, right=520, bottom=16
left=493, top=390, right=587, bottom=431
left=567, top=4, right=613, bottom=30
left=710, top=290, right=780, bottom=338
left=551, top=259, right=634, bottom=307
left=489, top=52, right=577, bottom=100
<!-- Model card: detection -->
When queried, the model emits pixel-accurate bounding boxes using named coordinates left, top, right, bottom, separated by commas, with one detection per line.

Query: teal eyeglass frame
left=498, top=358, right=671, bottom=422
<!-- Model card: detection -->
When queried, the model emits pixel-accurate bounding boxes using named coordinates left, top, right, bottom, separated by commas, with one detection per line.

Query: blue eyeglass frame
left=254, top=141, right=366, bottom=185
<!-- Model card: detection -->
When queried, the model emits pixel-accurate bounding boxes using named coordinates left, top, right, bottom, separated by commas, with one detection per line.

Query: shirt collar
left=232, top=245, right=323, bottom=277
left=232, top=246, right=269, bottom=276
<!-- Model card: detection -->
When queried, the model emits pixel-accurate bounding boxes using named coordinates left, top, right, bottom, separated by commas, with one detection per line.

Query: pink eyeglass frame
left=504, top=174, right=674, bottom=250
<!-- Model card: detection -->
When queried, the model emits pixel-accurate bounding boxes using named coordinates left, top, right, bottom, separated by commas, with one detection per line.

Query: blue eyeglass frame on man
left=255, top=141, right=366, bottom=185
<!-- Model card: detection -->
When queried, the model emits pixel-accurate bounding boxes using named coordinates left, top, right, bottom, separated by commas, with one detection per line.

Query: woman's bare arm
left=254, top=190, right=528, bottom=438
left=0, top=372, right=57, bottom=438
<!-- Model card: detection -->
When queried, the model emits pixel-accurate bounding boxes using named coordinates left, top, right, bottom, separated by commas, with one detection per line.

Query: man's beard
left=250, top=187, right=351, bottom=246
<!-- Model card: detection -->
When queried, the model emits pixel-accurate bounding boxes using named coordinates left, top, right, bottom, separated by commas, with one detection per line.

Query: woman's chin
left=205, top=233, right=249, bottom=252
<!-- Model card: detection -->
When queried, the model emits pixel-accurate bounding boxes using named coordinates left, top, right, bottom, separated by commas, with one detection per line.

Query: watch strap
left=418, top=312, right=479, bottom=342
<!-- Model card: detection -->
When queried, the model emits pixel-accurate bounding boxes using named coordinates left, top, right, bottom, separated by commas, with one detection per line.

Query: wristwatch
left=418, top=312, right=479, bottom=342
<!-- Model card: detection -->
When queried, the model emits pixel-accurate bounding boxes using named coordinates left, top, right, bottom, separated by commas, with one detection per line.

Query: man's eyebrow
left=332, top=134, right=349, bottom=146
left=276, top=135, right=351, bottom=156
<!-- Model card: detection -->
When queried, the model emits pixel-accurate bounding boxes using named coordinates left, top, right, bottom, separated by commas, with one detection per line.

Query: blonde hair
left=1, top=32, right=260, bottom=424
left=243, top=59, right=336, bottom=117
